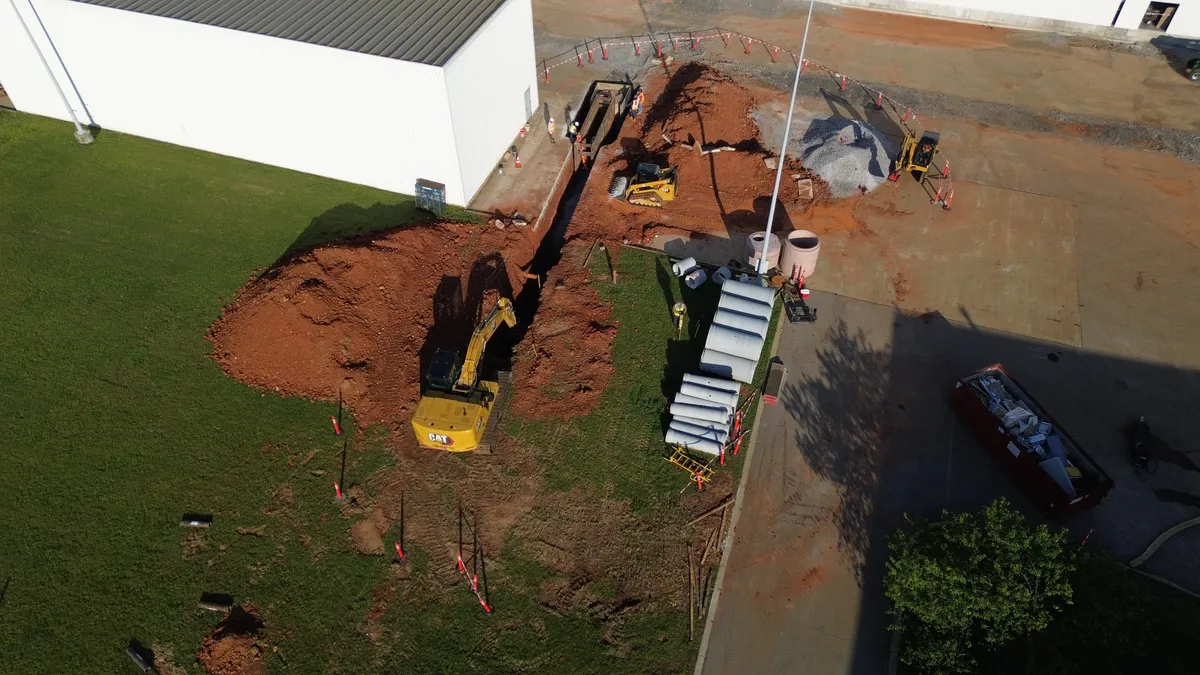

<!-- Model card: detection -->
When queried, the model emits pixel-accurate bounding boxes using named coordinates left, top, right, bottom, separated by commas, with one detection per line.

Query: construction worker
left=569, top=120, right=580, bottom=142
left=547, top=117, right=556, bottom=142
left=576, top=135, right=587, bottom=167
left=631, top=88, right=645, bottom=117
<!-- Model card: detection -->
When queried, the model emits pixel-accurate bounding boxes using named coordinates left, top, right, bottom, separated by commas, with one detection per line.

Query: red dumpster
left=951, top=363, right=1114, bottom=517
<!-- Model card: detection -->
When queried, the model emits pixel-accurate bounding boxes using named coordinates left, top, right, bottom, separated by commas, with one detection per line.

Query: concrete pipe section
left=680, top=381, right=740, bottom=407
left=699, top=348, right=758, bottom=384
left=718, top=293, right=773, bottom=319
left=780, top=229, right=820, bottom=279
left=672, top=257, right=698, bottom=276
left=664, top=429, right=723, bottom=456
left=712, top=309, right=770, bottom=338
left=683, top=373, right=742, bottom=393
left=745, top=231, right=781, bottom=271
left=670, top=401, right=732, bottom=425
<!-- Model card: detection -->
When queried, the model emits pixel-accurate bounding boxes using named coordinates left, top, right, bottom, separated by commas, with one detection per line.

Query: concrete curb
left=692, top=314, right=785, bottom=675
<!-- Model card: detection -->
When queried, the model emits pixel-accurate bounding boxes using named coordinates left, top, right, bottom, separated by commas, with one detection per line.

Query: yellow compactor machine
left=412, top=298, right=516, bottom=452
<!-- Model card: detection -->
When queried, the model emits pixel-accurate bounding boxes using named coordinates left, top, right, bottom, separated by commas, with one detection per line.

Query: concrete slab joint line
left=693, top=315, right=783, bottom=675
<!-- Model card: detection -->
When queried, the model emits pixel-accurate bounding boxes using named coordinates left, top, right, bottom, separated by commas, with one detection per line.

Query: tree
left=884, top=498, right=1076, bottom=674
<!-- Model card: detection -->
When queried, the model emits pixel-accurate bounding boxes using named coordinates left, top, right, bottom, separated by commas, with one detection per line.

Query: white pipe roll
left=700, top=348, right=758, bottom=383
left=718, top=293, right=773, bottom=319
left=664, top=429, right=723, bottom=456
left=671, top=257, right=698, bottom=277
left=713, top=308, right=770, bottom=338
left=673, top=393, right=732, bottom=414
left=707, top=324, right=765, bottom=360
left=682, top=373, right=742, bottom=393
left=679, top=382, right=739, bottom=407
left=669, top=420, right=729, bottom=443
left=683, top=268, right=707, bottom=289
left=722, top=279, right=776, bottom=305
left=669, top=402, right=731, bottom=424
left=672, top=415, right=731, bottom=433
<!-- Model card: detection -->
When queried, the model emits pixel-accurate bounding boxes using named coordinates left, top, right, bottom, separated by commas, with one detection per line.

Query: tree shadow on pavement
left=782, top=318, right=892, bottom=584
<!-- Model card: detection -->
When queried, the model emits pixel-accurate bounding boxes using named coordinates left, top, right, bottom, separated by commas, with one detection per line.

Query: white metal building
left=832, top=0, right=1200, bottom=38
left=0, top=0, right=539, bottom=205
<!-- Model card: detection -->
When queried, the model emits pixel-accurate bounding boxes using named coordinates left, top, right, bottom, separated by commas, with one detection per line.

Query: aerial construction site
left=6, top=2, right=1200, bottom=674
left=199, top=8, right=1200, bottom=669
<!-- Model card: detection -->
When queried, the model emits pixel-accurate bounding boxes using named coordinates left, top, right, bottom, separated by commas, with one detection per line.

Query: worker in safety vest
left=547, top=117, right=556, bottom=142
left=577, top=135, right=588, bottom=167
left=631, top=89, right=645, bottom=117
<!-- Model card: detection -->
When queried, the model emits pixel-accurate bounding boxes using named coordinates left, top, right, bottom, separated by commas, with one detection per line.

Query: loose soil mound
left=196, top=605, right=267, bottom=675
left=510, top=243, right=616, bottom=419
left=208, top=222, right=528, bottom=430
left=570, top=62, right=831, bottom=247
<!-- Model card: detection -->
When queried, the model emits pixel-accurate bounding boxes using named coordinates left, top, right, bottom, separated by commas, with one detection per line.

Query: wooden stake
left=582, top=238, right=599, bottom=268
left=700, top=568, right=715, bottom=618
left=688, top=546, right=695, bottom=641
left=686, top=496, right=734, bottom=527
left=699, top=526, right=717, bottom=569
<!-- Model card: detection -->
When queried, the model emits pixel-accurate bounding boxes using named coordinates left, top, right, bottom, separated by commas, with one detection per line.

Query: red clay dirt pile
left=208, top=222, right=530, bottom=431
left=196, top=604, right=267, bottom=675
left=570, top=61, right=831, bottom=247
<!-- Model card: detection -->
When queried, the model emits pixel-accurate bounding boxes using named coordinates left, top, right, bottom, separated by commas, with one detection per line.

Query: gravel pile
left=798, top=116, right=894, bottom=198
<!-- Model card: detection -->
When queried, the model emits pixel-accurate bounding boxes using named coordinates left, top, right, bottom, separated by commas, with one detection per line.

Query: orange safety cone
left=330, top=416, right=341, bottom=435
left=394, top=541, right=405, bottom=560
left=733, top=435, right=743, bottom=456
left=514, top=152, right=522, bottom=169
left=334, top=482, right=344, bottom=501
left=695, top=473, right=703, bottom=491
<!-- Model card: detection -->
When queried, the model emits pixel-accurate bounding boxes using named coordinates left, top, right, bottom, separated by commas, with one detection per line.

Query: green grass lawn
left=0, top=112, right=777, bottom=674
left=0, top=112, right=462, bottom=673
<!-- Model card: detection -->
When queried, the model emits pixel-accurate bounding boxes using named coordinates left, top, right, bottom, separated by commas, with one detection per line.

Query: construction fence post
left=587, top=40, right=594, bottom=63
left=721, top=31, right=730, bottom=48
left=744, top=37, right=753, bottom=54
left=576, top=46, right=583, bottom=68
left=600, top=38, right=607, bottom=60
left=771, top=46, right=778, bottom=63
left=800, top=58, right=808, bottom=75
left=633, top=36, right=640, bottom=56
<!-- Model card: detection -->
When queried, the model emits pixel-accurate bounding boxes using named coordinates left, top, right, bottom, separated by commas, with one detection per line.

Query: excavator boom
left=454, top=298, right=517, bottom=392
left=412, top=297, right=517, bottom=453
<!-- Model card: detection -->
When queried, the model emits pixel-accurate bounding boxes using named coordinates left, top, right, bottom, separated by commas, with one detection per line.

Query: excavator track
left=627, top=193, right=665, bottom=208
left=475, top=371, right=512, bottom=455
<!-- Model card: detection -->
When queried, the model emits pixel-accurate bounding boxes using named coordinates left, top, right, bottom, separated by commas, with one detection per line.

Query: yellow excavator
left=888, top=130, right=940, bottom=182
left=411, top=298, right=516, bottom=452
left=610, top=163, right=677, bottom=208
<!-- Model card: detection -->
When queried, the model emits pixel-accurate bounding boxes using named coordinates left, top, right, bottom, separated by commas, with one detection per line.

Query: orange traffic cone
left=514, top=152, right=522, bottom=169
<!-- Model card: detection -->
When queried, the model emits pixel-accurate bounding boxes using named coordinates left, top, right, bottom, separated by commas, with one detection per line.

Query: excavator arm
left=453, top=298, right=516, bottom=392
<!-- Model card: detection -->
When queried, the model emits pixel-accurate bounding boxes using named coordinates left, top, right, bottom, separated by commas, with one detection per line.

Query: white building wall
left=0, top=0, right=466, bottom=203
left=443, top=0, right=539, bottom=206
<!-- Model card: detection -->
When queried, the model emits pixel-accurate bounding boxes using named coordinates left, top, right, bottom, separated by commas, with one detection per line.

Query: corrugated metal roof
left=68, top=0, right=508, bottom=66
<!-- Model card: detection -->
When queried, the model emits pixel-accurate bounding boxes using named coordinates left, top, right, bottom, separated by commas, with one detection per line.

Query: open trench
left=492, top=81, right=631, bottom=364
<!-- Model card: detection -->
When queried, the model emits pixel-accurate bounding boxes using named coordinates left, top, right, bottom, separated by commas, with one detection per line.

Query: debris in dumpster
left=966, top=374, right=1082, bottom=486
